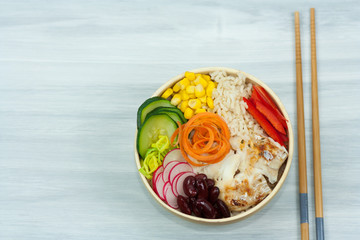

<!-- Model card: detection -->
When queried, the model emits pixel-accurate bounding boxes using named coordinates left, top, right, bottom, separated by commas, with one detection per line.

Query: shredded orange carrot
left=170, top=128, right=179, bottom=147
left=171, top=112, right=231, bottom=166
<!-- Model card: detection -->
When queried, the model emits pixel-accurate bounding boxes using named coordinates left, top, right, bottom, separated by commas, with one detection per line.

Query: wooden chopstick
left=294, top=11, right=310, bottom=240
left=310, top=8, right=325, bottom=240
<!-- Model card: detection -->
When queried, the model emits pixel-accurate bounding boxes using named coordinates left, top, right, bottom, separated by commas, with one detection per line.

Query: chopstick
left=294, top=11, right=309, bottom=240
left=310, top=8, right=325, bottom=240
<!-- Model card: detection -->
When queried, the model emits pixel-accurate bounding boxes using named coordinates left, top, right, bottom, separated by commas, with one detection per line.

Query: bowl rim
left=134, top=67, right=294, bottom=224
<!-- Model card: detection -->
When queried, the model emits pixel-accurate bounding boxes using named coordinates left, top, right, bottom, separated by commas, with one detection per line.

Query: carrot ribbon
left=171, top=112, right=231, bottom=166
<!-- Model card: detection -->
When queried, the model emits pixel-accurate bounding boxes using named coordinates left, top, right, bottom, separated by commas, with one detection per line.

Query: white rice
left=210, top=70, right=265, bottom=149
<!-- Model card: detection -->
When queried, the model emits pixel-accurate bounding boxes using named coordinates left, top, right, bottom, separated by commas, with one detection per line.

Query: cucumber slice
left=137, top=114, right=178, bottom=158
left=158, top=107, right=187, bottom=124
left=144, top=107, right=186, bottom=125
left=137, top=97, right=175, bottom=128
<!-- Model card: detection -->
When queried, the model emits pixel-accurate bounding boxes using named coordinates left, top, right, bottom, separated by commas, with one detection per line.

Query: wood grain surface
left=0, top=1, right=359, bottom=239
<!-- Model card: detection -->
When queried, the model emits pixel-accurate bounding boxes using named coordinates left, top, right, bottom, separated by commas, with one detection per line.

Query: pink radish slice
left=153, top=166, right=164, bottom=181
left=163, top=161, right=179, bottom=183
left=169, top=162, right=193, bottom=184
left=171, top=171, right=190, bottom=196
left=153, top=170, right=163, bottom=195
left=171, top=171, right=187, bottom=186
left=163, top=182, right=178, bottom=209
left=155, top=172, right=166, bottom=201
left=162, top=182, right=171, bottom=204
left=162, top=149, right=186, bottom=167
left=175, top=172, right=196, bottom=197
left=152, top=166, right=164, bottom=194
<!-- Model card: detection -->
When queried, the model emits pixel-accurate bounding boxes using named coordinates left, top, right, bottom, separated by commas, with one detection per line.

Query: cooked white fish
left=194, top=135, right=288, bottom=212
left=220, top=168, right=271, bottom=211
left=194, top=150, right=271, bottom=212
left=249, top=135, right=288, bottom=184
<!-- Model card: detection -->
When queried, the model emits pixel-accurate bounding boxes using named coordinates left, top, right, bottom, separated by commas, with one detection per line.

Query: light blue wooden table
left=0, top=1, right=359, bottom=239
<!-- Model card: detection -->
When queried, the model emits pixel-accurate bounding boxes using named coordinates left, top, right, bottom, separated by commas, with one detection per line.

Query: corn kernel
left=184, top=107, right=194, bottom=119
left=193, top=76, right=200, bottom=85
left=171, top=94, right=181, bottom=106
left=179, top=78, right=190, bottom=90
left=201, top=79, right=208, bottom=88
left=195, top=84, right=205, bottom=98
left=207, top=97, right=214, bottom=109
left=202, top=74, right=211, bottom=81
left=180, top=100, right=188, bottom=112
left=188, top=99, right=201, bottom=109
left=199, top=96, right=207, bottom=103
left=161, top=88, right=173, bottom=99
left=180, top=90, right=190, bottom=100
left=188, top=93, right=196, bottom=99
left=206, top=81, right=216, bottom=97
left=173, top=82, right=181, bottom=92
left=185, top=72, right=196, bottom=81
left=185, top=85, right=195, bottom=94
left=194, top=76, right=208, bottom=88
left=195, top=108, right=206, bottom=114
left=195, top=73, right=201, bottom=78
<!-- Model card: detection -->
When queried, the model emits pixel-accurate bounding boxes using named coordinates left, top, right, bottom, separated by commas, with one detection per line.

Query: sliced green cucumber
left=144, top=107, right=186, bottom=126
left=137, top=114, right=177, bottom=158
left=137, top=97, right=175, bottom=128
left=137, top=97, right=163, bottom=128
left=158, top=107, right=187, bottom=124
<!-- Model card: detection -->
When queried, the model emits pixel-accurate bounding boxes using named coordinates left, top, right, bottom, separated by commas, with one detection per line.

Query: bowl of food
left=135, top=67, right=293, bottom=223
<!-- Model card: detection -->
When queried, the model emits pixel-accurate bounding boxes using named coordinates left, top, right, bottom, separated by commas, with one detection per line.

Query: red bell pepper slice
left=253, top=86, right=278, bottom=110
left=250, top=88, right=262, bottom=103
left=279, top=132, right=289, bottom=143
left=243, top=97, right=284, bottom=146
left=254, top=100, right=286, bottom=135
left=279, top=132, right=289, bottom=148
left=253, top=86, right=287, bottom=129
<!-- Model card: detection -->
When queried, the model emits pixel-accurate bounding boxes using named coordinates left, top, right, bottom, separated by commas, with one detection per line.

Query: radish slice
left=163, top=182, right=178, bottom=209
left=171, top=171, right=190, bottom=196
left=169, top=162, right=193, bottom=184
left=153, top=166, right=164, bottom=181
left=155, top=173, right=166, bottom=201
left=162, top=182, right=171, bottom=203
left=163, top=161, right=179, bottom=183
left=152, top=166, right=164, bottom=194
left=175, top=172, right=196, bottom=197
left=162, top=149, right=186, bottom=167
left=171, top=171, right=187, bottom=186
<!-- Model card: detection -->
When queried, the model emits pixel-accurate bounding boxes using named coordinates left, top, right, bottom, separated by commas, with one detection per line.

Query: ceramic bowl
left=134, top=67, right=294, bottom=224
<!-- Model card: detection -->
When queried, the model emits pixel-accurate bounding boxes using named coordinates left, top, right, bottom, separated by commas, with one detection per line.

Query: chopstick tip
left=294, top=11, right=299, bottom=19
